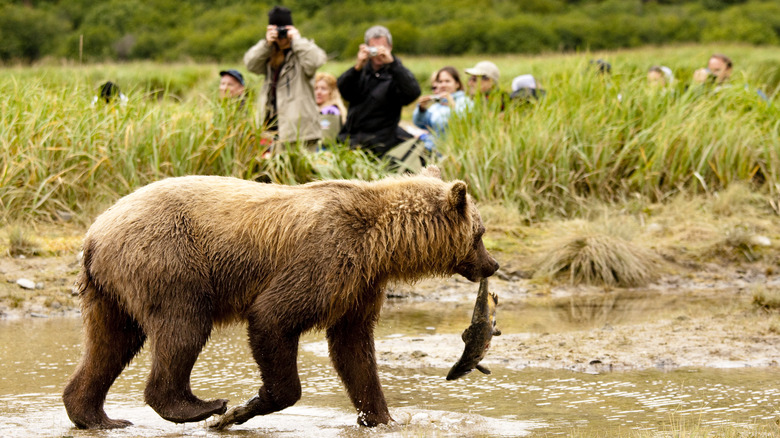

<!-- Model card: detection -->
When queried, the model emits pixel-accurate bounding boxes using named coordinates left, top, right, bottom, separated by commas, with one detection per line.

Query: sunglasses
left=468, top=75, right=491, bottom=82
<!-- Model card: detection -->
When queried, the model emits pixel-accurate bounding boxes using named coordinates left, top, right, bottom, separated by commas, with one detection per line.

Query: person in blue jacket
left=412, top=66, right=472, bottom=137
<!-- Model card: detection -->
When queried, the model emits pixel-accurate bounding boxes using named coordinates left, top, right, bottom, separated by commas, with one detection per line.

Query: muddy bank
left=307, top=273, right=780, bottom=373
left=4, top=250, right=778, bottom=373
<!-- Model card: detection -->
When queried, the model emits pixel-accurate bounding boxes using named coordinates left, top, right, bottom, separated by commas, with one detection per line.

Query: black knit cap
left=99, top=81, right=119, bottom=103
left=268, top=6, right=293, bottom=26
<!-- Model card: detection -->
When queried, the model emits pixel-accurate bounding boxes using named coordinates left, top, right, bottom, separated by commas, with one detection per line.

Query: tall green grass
left=1, top=45, right=778, bottom=224
left=0, top=63, right=386, bottom=223
left=437, top=46, right=779, bottom=218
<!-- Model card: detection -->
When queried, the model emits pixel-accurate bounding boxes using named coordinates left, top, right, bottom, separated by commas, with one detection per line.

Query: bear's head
left=421, top=166, right=499, bottom=282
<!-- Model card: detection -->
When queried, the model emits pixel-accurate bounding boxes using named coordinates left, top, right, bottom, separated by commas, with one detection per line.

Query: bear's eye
left=473, top=226, right=485, bottom=246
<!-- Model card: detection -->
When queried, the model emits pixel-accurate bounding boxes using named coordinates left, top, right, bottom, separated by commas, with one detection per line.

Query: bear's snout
left=476, top=256, right=499, bottom=280
left=455, top=254, right=499, bottom=282
left=484, top=257, right=500, bottom=278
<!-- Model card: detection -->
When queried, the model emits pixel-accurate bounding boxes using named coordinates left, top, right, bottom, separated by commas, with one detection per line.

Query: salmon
left=446, top=278, right=501, bottom=380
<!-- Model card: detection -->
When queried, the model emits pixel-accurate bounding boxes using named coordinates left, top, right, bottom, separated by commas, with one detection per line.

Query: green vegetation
left=0, top=1, right=779, bottom=63
left=1, top=45, right=778, bottom=225
left=443, top=47, right=779, bottom=220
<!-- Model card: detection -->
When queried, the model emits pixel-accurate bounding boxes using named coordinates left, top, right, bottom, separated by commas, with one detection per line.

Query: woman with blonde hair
left=315, top=72, right=347, bottom=125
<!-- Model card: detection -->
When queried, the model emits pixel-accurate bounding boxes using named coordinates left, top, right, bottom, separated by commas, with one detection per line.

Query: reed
left=0, top=65, right=386, bottom=223
left=1, top=45, right=777, bottom=224
left=441, top=55, right=779, bottom=219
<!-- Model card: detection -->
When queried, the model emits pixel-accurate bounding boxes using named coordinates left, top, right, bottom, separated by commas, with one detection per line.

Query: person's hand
left=355, top=44, right=370, bottom=71
left=419, top=92, right=454, bottom=111
left=373, top=45, right=393, bottom=65
left=693, top=68, right=710, bottom=84
left=418, top=95, right=436, bottom=111
left=265, top=25, right=278, bottom=43
left=285, top=26, right=300, bottom=40
left=438, top=92, right=454, bottom=107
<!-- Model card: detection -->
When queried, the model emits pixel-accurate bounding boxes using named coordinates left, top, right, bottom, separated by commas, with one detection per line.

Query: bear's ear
left=420, top=165, right=442, bottom=179
left=447, top=181, right=468, bottom=214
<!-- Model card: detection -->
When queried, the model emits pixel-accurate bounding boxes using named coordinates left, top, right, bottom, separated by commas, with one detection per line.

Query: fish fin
left=490, top=292, right=499, bottom=306
left=446, top=365, right=472, bottom=380
left=476, top=364, right=491, bottom=375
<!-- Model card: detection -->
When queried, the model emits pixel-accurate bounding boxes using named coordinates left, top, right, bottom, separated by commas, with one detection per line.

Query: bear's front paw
left=357, top=410, right=393, bottom=427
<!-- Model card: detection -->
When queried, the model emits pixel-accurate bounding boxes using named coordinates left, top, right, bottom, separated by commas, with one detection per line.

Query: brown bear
left=62, top=165, right=498, bottom=429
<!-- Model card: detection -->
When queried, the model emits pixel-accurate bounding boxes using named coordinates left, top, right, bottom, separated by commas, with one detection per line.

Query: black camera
left=277, top=26, right=288, bottom=39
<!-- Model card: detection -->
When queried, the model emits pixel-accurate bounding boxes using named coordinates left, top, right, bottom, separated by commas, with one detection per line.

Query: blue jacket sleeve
left=412, top=105, right=431, bottom=130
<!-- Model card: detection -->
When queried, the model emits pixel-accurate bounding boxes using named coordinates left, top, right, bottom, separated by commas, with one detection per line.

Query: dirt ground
left=2, top=241, right=778, bottom=373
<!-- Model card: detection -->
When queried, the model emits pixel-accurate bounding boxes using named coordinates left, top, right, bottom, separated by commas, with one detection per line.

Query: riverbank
left=3, top=258, right=779, bottom=373
left=3, top=186, right=780, bottom=373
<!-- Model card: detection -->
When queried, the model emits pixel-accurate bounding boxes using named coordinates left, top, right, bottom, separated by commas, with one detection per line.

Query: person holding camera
left=693, top=53, right=732, bottom=85
left=412, top=66, right=472, bottom=137
left=244, top=5, right=327, bottom=152
left=336, top=25, right=421, bottom=158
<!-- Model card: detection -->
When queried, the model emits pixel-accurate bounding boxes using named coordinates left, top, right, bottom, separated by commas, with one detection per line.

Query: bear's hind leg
left=144, top=313, right=227, bottom=423
left=211, top=316, right=302, bottom=429
left=246, top=324, right=302, bottom=415
left=63, top=285, right=146, bottom=429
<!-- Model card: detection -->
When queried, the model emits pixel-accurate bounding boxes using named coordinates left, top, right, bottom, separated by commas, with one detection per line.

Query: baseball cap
left=220, top=69, right=245, bottom=86
left=465, top=61, right=500, bottom=82
left=660, top=66, right=674, bottom=83
left=511, top=74, right=537, bottom=92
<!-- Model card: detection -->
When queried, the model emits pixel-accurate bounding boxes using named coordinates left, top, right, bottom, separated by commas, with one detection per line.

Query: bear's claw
left=209, top=395, right=263, bottom=430
left=154, top=398, right=228, bottom=424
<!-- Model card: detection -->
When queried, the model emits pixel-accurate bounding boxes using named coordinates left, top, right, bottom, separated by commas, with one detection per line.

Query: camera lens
left=277, top=26, right=287, bottom=39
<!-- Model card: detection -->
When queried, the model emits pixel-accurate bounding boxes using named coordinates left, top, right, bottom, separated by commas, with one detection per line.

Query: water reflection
left=1, top=300, right=778, bottom=437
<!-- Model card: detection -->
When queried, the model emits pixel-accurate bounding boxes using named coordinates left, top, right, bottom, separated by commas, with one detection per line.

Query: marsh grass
left=533, top=220, right=664, bottom=287
left=441, top=56, right=779, bottom=219
left=0, top=67, right=387, bottom=222
left=752, top=286, right=780, bottom=310
left=1, top=45, right=778, bottom=224
left=6, top=226, right=40, bottom=257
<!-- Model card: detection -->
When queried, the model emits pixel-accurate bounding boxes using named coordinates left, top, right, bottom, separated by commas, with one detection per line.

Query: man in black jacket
left=337, top=25, right=421, bottom=158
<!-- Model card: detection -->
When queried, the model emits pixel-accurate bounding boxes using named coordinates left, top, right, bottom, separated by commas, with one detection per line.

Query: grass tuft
left=706, top=224, right=771, bottom=263
left=711, top=183, right=766, bottom=217
left=752, top=286, right=780, bottom=310
left=7, top=226, right=41, bottom=257
left=533, top=221, right=663, bottom=287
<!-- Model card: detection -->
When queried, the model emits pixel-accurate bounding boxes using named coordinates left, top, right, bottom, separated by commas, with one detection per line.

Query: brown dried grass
left=533, top=220, right=664, bottom=287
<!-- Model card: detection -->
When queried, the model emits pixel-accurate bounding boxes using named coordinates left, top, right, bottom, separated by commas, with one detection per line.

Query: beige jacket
left=244, top=37, right=327, bottom=143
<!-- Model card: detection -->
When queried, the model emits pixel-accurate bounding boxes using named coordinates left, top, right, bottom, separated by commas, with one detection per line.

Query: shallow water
left=1, top=298, right=779, bottom=437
